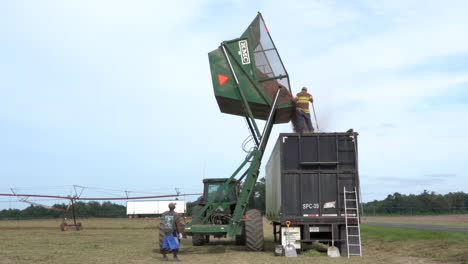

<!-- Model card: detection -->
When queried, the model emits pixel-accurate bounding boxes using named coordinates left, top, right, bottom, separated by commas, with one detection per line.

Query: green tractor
left=189, top=179, right=263, bottom=250
left=184, top=12, right=294, bottom=251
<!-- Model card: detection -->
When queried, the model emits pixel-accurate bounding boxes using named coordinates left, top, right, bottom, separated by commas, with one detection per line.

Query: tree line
left=3, top=186, right=466, bottom=219
left=362, top=190, right=468, bottom=215
left=0, top=201, right=126, bottom=220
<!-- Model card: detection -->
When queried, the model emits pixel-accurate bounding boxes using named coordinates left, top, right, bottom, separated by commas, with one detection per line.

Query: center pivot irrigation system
left=1, top=188, right=201, bottom=231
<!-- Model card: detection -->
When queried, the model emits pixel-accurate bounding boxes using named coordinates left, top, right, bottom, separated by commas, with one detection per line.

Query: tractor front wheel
left=192, top=234, right=205, bottom=246
left=191, top=205, right=206, bottom=246
left=245, top=209, right=264, bottom=251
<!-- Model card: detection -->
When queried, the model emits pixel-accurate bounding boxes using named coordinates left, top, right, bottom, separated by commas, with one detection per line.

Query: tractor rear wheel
left=245, top=209, right=264, bottom=251
left=191, top=205, right=205, bottom=246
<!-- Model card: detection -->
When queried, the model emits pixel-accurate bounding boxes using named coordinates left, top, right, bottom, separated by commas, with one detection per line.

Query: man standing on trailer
left=160, top=203, right=182, bottom=261
left=294, top=87, right=315, bottom=133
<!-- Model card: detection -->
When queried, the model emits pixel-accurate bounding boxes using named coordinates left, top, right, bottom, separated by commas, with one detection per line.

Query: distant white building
left=126, top=200, right=186, bottom=217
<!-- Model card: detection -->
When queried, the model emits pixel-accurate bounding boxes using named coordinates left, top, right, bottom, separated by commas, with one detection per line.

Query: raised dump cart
left=183, top=12, right=293, bottom=251
left=208, top=13, right=293, bottom=124
left=266, top=131, right=362, bottom=257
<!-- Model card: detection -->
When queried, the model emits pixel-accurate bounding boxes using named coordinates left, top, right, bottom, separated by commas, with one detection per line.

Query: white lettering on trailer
left=238, top=40, right=251, bottom=65
left=282, top=136, right=288, bottom=143
left=302, top=203, right=319, bottom=210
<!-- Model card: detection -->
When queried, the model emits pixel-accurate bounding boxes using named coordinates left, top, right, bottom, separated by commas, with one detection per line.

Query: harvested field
left=363, top=214, right=468, bottom=225
left=0, top=217, right=467, bottom=264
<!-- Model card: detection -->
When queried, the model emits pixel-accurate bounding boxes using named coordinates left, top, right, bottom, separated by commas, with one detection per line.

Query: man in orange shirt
left=294, top=87, right=315, bottom=133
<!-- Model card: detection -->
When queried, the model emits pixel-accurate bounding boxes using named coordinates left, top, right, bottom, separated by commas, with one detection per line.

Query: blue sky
left=1, top=0, right=468, bottom=209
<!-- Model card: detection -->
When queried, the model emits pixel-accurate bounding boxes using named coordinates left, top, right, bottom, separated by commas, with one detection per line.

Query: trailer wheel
left=191, top=205, right=205, bottom=246
left=245, top=209, right=264, bottom=251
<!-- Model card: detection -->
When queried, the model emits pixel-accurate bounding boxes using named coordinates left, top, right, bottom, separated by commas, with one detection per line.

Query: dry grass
left=363, top=214, right=468, bottom=224
left=0, top=217, right=466, bottom=264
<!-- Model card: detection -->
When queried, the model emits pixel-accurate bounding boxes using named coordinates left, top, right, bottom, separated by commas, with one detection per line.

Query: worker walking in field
left=294, top=87, right=315, bottom=133
left=160, top=203, right=183, bottom=261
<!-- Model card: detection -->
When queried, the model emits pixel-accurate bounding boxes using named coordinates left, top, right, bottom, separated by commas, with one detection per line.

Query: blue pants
left=162, top=233, right=180, bottom=250
left=297, top=110, right=314, bottom=133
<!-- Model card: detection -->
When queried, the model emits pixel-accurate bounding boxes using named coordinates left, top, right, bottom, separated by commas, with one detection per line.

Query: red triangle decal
left=218, top=74, right=229, bottom=85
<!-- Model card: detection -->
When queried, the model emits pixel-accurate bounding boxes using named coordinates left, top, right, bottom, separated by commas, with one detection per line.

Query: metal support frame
left=188, top=22, right=287, bottom=237
left=188, top=87, right=282, bottom=237
left=227, top=88, right=281, bottom=237
left=70, top=198, right=77, bottom=228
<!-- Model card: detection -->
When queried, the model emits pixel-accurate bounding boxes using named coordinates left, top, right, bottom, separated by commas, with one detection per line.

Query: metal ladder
left=344, top=186, right=362, bottom=257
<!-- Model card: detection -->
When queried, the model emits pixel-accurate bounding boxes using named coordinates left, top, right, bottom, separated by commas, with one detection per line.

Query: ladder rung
left=348, top=235, right=360, bottom=237
left=346, top=208, right=358, bottom=210
left=348, top=244, right=361, bottom=246
left=347, top=226, right=360, bottom=228
left=345, top=191, right=356, bottom=193
left=349, top=254, right=362, bottom=256
left=345, top=199, right=357, bottom=201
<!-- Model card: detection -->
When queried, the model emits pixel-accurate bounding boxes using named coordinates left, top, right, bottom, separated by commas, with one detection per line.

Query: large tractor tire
left=191, top=205, right=206, bottom=246
left=245, top=209, right=264, bottom=251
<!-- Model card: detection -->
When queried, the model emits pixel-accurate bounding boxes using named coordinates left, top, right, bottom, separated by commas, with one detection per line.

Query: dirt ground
left=363, top=214, right=468, bottom=223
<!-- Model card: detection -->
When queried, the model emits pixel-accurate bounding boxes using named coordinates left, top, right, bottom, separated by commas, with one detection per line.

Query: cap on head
left=168, top=203, right=176, bottom=209
left=302, top=87, right=307, bottom=91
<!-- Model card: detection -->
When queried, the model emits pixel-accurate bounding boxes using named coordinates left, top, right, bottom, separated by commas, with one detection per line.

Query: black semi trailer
left=265, top=130, right=362, bottom=257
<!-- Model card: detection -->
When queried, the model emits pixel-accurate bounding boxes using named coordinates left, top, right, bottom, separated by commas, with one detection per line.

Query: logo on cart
left=238, top=40, right=251, bottom=65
